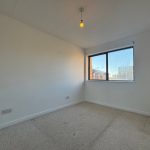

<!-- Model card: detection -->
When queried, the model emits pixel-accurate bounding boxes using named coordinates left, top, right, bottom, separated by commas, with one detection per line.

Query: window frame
left=88, top=46, right=134, bottom=81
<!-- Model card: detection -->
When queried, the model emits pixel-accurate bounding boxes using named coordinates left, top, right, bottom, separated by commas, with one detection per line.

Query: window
left=88, top=47, right=134, bottom=81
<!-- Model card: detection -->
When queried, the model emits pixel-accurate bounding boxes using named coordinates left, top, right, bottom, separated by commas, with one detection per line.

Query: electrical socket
left=1, top=108, right=12, bottom=115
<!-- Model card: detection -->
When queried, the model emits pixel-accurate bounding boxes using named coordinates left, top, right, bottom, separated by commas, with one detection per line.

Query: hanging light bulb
left=80, top=19, right=84, bottom=28
left=79, top=7, right=85, bottom=28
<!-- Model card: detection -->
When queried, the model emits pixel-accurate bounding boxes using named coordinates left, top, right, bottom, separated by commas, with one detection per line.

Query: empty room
left=0, top=0, right=150, bottom=150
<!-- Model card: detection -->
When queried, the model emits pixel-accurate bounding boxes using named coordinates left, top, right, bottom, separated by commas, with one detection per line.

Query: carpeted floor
left=0, top=102, right=150, bottom=150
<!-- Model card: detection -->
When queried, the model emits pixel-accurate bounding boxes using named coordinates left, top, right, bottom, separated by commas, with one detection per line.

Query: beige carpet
left=0, top=102, right=150, bottom=150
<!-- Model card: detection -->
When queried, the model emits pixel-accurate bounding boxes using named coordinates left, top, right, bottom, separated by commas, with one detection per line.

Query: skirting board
left=85, top=100, right=150, bottom=116
left=0, top=101, right=82, bottom=130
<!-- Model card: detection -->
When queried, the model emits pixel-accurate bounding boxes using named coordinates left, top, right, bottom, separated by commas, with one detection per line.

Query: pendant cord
left=80, top=7, right=84, bottom=20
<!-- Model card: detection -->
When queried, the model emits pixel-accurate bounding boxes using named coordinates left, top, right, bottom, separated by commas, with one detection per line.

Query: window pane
left=90, top=54, right=106, bottom=80
left=108, top=48, right=133, bottom=80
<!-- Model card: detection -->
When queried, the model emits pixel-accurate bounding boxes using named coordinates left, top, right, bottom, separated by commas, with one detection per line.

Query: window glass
left=108, top=48, right=133, bottom=80
left=89, top=54, right=106, bottom=80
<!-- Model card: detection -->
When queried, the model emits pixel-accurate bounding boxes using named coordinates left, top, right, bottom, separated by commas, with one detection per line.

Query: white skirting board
left=0, top=101, right=82, bottom=130
left=85, top=100, right=150, bottom=116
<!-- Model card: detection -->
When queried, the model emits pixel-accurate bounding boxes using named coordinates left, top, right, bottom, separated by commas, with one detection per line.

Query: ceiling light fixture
left=79, top=7, right=85, bottom=28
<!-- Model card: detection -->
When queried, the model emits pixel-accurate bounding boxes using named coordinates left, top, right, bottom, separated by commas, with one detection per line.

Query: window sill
left=86, top=80, right=135, bottom=83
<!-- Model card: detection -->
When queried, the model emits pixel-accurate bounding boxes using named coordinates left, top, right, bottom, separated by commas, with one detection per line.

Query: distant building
left=109, top=66, right=133, bottom=80
left=118, top=66, right=133, bottom=80
left=92, top=69, right=106, bottom=80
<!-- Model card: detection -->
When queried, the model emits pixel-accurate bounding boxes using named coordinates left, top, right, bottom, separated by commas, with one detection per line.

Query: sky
left=92, top=48, right=133, bottom=74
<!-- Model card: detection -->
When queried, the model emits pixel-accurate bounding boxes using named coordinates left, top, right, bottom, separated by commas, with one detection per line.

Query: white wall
left=0, top=14, right=84, bottom=129
left=85, top=29, right=150, bottom=116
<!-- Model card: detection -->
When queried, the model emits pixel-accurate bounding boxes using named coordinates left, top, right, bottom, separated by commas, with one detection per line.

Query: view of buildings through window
left=89, top=47, right=134, bottom=81
left=89, top=54, right=106, bottom=80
